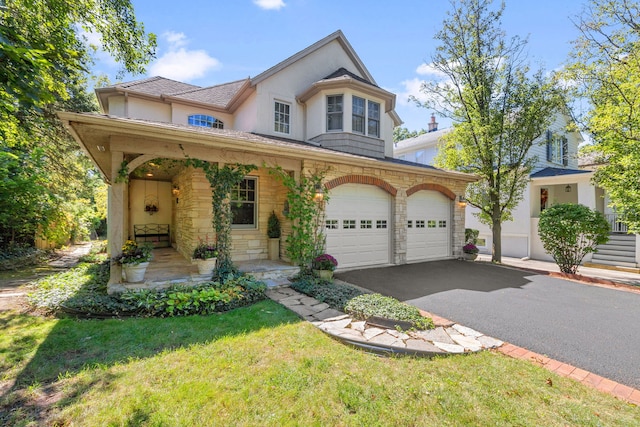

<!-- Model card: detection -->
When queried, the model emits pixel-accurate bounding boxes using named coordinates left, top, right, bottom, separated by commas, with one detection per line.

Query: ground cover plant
left=345, top=293, right=435, bottom=330
left=289, top=273, right=366, bottom=310
left=1, top=303, right=639, bottom=426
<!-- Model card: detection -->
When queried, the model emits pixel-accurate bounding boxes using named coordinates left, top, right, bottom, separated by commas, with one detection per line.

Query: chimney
left=428, top=113, right=438, bottom=132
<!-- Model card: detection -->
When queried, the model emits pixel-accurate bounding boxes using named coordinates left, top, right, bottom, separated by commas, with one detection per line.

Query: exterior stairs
left=590, top=234, right=638, bottom=269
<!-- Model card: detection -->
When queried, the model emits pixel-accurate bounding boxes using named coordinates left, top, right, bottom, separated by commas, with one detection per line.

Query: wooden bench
left=134, top=224, right=170, bottom=248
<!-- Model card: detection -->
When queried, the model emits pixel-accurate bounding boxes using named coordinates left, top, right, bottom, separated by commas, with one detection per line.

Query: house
left=393, top=111, right=640, bottom=270
left=59, top=30, right=477, bottom=292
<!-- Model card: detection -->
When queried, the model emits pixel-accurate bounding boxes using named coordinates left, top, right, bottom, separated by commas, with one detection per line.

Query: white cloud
left=150, top=32, right=221, bottom=81
left=253, top=0, right=286, bottom=10
left=416, top=62, right=451, bottom=80
left=399, top=78, right=429, bottom=105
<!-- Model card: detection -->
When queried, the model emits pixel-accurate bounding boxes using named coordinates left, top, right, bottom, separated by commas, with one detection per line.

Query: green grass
left=1, top=302, right=638, bottom=426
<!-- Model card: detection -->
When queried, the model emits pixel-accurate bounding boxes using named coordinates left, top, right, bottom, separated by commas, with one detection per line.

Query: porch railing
left=606, top=214, right=628, bottom=233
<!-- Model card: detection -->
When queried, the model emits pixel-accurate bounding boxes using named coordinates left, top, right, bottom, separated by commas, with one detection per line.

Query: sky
left=92, top=0, right=589, bottom=132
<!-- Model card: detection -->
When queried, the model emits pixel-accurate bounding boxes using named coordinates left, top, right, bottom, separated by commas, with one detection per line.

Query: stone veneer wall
left=173, top=162, right=469, bottom=265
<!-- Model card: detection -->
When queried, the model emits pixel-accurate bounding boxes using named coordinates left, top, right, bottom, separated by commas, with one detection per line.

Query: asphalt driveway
left=336, top=260, right=640, bottom=390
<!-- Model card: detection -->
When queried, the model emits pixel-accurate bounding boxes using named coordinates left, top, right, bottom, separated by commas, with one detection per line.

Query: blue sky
left=93, top=0, right=588, bottom=131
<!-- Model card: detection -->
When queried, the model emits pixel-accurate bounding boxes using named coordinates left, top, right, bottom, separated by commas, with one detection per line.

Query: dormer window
left=352, top=96, right=380, bottom=138
left=274, top=101, right=290, bottom=134
left=368, top=100, right=380, bottom=138
left=327, top=95, right=343, bottom=131
left=188, top=114, right=224, bottom=129
left=353, top=96, right=365, bottom=134
left=546, top=131, right=568, bottom=166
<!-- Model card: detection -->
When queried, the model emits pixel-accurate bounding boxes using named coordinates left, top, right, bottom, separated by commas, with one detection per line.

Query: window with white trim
left=188, top=114, right=224, bottom=129
left=274, top=101, right=290, bottom=134
left=546, top=131, right=568, bottom=166
left=231, top=177, right=257, bottom=228
left=327, top=95, right=343, bottom=131
left=367, top=100, right=380, bottom=137
left=325, top=219, right=338, bottom=229
left=352, top=96, right=365, bottom=134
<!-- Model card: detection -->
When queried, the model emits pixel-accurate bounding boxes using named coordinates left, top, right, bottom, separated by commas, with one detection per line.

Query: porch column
left=108, top=150, right=125, bottom=288
left=577, top=180, right=596, bottom=209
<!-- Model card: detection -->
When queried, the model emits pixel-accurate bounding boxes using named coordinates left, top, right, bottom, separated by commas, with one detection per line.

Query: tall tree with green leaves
left=0, top=0, right=154, bottom=246
left=415, top=0, right=562, bottom=262
left=564, top=0, right=640, bottom=233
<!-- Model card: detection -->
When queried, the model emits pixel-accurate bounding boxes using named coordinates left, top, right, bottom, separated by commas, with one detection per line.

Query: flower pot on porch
left=463, top=252, right=478, bottom=261
left=194, top=257, right=217, bottom=275
left=268, top=238, right=280, bottom=261
left=313, top=269, right=334, bottom=280
left=123, top=262, right=149, bottom=283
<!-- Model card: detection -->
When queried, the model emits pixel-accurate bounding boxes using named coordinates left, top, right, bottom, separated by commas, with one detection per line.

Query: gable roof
left=250, top=30, right=376, bottom=86
left=323, top=67, right=376, bottom=87
left=166, top=79, right=250, bottom=109
left=110, top=76, right=199, bottom=96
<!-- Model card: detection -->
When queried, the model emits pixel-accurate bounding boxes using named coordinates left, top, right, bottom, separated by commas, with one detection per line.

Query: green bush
left=345, top=294, right=434, bottom=330
left=289, top=274, right=365, bottom=310
left=538, top=203, right=610, bottom=274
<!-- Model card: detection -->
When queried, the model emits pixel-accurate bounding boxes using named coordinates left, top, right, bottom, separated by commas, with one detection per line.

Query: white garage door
left=407, top=191, right=451, bottom=262
left=325, top=184, right=391, bottom=269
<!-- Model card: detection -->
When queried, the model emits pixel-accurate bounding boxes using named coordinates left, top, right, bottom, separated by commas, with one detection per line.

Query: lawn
left=1, top=302, right=638, bottom=426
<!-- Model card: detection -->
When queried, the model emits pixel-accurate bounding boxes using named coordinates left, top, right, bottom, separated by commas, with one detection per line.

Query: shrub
left=465, top=228, right=479, bottom=244
left=538, top=203, right=610, bottom=274
left=344, top=294, right=434, bottom=330
left=267, top=211, right=281, bottom=238
left=113, top=240, right=153, bottom=265
left=290, top=273, right=365, bottom=310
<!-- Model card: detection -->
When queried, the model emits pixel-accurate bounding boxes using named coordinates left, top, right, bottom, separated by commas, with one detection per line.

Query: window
left=274, top=101, right=290, bottom=134
left=427, top=220, right=436, bottom=228
left=546, top=131, right=568, bottom=165
left=325, top=219, right=338, bottom=229
left=439, top=220, right=447, bottom=228
left=360, top=220, right=372, bottom=229
left=343, top=219, right=356, bottom=229
left=416, top=220, right=425, bottom=228
left=327, top=95, right=343, bottom=131
left=407, top=220, right=413, bottom=228
left=188, top=114, right=223, bottom=129
left=352, top=96, right=365, bottom=134
left=376, top=220, right=387, bottom=229
left=231, top=177, right=257, bottom=228
left=415, top=150, right=426, bottom=164
left=367, top=100, right=380, bottom=137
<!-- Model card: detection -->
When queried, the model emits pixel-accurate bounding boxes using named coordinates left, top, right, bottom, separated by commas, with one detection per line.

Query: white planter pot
left=194, top=257, right=217, bottom=275
left=463, top=252, right=478, bottom=261
left=123, top=262, right=149, bottom=283
left=313, top=269, right=334, bottom=280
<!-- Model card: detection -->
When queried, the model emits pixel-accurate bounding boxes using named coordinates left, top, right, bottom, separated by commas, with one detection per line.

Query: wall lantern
left=458, top=195, right=467, bottom=206
left=172, top=185, right=180, bottom=196
left=313, top=183, right=324, bottom=202
left=565, top=185, right=572, bottom=193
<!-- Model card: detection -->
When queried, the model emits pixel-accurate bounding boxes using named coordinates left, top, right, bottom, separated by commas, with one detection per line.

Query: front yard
left=1, top=301, right=639, bottom=426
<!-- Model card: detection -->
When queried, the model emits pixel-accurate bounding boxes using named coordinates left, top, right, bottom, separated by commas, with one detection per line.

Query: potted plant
left=312, top=253, right=338, bottom=280
left=267, top=211, right=281, bottom=261
left=192, top=237, right=218, bottom=275
left=462, top=243, right=479, bottom=261
left=113, top=240, right=153, bottom=283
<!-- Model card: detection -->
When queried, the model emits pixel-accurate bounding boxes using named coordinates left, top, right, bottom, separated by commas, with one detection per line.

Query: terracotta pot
left=123, top=262, right=149, bottom=283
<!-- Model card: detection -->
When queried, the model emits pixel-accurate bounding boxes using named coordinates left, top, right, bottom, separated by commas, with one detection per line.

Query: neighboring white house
left=393, top=112, right=640, bottom=270
left=61, top=30, right=478, bottom=289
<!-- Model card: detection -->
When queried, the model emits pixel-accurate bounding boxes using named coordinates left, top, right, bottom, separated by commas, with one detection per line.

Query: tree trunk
left=492, top=214, right=502, bottom=263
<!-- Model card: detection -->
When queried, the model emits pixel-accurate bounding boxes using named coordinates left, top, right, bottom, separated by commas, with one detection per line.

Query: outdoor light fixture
left=96, top=145, right=106, bottom=152
left=172, top=185, right=180, bottom=196
left=565, top=185, right=572, bottom=193
left=313, top=183, right=324, bottom=202
left=458, top=195, right=467, bottom=206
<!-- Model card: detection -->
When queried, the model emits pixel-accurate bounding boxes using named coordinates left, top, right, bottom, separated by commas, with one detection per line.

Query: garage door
left=406, top=191, right=451, bottom=262
left=325, top=184, right=391, bottom=269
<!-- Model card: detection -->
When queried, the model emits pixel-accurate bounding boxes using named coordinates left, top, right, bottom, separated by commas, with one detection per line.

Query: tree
left=538, top=204, right=609, bottom=274
left=564, top=0, right=640, bottom=233
left=393, top=127, right=427, bottom=143
left=0, top=0, right=155, bottom=247
left=415, top=0, right=562, bottom=262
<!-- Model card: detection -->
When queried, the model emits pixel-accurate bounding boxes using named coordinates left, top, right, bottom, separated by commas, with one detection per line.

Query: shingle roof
left=169, top=79, right=248, bottom=107
left=323, top=67, right=376, bottom=87
left=114, top=76, right=199, bottom=96
left=530, top=167, right=591, bottom=178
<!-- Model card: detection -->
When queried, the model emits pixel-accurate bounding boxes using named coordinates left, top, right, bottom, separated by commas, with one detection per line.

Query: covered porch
left=109, top=247, right=299, bottom=294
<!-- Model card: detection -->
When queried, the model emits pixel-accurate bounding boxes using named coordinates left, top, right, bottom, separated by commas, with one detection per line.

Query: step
left=592, top=253, right=637, bottom=262
left=595, top=245, right=636, bottom=253
left=606, top=234, right=636, bottom=244
left=595, top=248, right=636, bottom=257
left=586, top=258, right=639, bottom=269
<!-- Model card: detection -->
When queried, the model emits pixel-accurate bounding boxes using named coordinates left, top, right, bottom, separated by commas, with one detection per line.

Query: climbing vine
left=269, top=166, right=330, bottom=271
left=184, top=158, right=257, bottom=271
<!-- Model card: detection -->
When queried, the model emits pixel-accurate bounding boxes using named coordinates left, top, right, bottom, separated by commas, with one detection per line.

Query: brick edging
left=497, top=342, right=640, bottom=406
